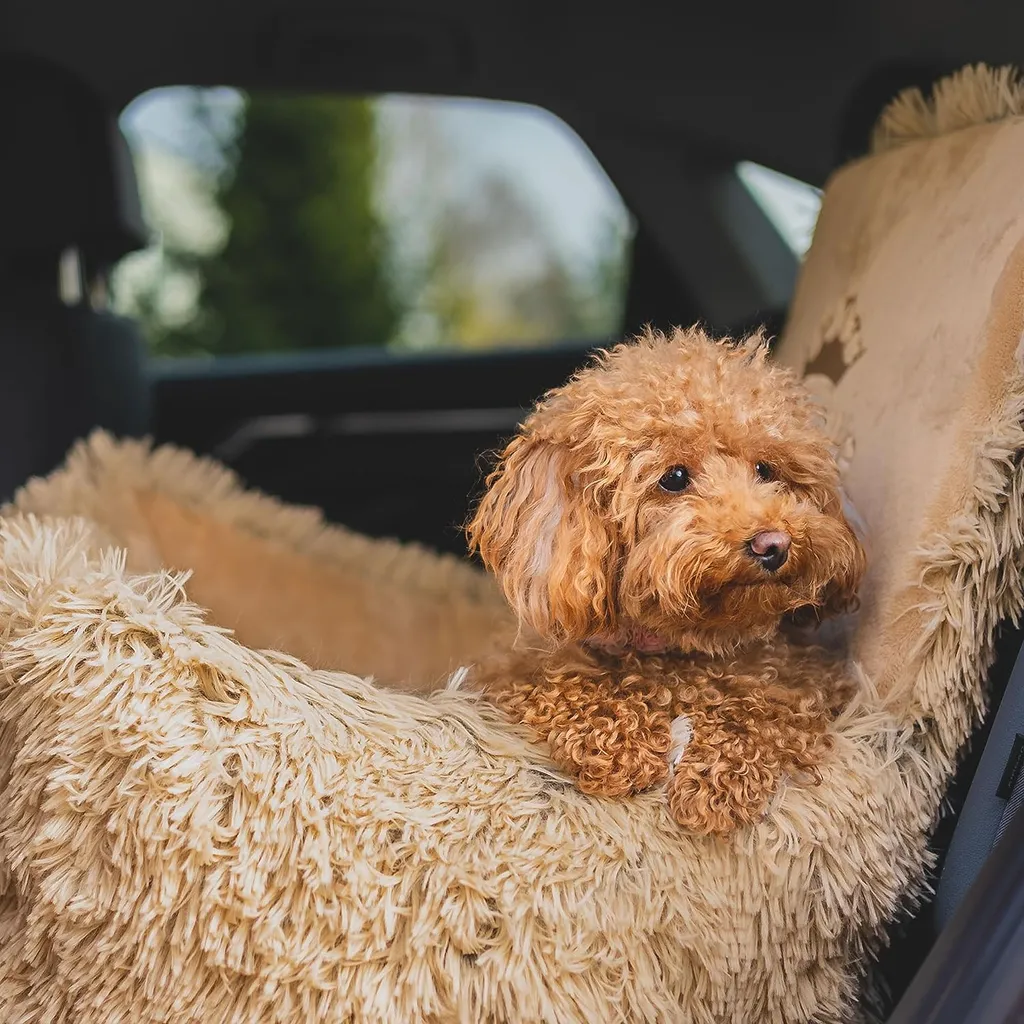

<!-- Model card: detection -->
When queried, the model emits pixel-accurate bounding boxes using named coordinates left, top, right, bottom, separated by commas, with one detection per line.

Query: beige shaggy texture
left=9, top=434, right=513, bottom=694
left=2, top=63, right=1024, bottom=1023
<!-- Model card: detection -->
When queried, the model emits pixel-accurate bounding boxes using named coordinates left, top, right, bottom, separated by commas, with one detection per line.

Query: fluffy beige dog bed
left=3, top=65, right=1024, bottom=1023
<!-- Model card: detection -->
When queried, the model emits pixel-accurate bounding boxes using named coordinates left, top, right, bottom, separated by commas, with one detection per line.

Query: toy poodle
left=466, top=326, right=865, bottom=836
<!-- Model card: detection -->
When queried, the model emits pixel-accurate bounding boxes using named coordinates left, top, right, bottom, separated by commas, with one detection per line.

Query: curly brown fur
left=472, top=646, right=677, bottom=797
left=473, top=642, right=852, bottom=836
left=467, top=326, right=866, bottom=835
left=664, top=643, right=854, bottom=835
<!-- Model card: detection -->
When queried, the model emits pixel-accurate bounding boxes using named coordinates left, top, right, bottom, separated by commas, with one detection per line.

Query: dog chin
left=711, top=571, right=814, bottom=608
left=661, top=581, right=810, bottom=652
left=659, top=619, right=780, bottom=657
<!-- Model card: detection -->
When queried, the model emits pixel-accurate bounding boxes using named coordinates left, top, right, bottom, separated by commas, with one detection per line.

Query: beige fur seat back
left=3, top=65, right=1024, bottom=1024
left=775, top=65, right=1024, bottom=767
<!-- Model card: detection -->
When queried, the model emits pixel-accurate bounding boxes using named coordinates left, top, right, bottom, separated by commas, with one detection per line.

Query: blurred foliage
left=120, top=90, right=631, bottom=356
left=141, top=93, right=398, bottom=357
left=394, top=173, right=630, bottom=351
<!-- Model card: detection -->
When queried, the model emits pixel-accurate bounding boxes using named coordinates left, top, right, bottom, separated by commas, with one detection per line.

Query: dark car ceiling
left=5, top=0, right=1024, bottom=185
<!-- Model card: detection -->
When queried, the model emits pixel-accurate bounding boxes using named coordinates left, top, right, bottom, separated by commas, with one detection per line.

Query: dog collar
left=584, top=626, right=673, bottom=656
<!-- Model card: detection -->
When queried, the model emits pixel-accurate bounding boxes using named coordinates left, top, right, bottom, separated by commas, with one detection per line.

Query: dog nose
left=746, top=530, right=791, bottom=572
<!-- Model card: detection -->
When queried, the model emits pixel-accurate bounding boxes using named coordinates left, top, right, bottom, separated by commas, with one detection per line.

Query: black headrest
left=0, top=52, right=148, bottom=266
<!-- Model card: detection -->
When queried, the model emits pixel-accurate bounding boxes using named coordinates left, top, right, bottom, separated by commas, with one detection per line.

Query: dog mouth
left=711, top=575, right=791, bottom=595
left=721, top=576, right=788, bottom=588
left=699, top=574, right=806, bottom=613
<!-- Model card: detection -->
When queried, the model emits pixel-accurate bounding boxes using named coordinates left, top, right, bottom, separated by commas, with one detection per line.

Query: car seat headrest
left=0, top=52, right=147, bottom=269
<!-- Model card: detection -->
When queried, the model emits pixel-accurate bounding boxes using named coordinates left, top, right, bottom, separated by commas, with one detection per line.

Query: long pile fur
left=0, top=392, right=1022, bottom=1021
left=871, top=63, right=1024, bottom=154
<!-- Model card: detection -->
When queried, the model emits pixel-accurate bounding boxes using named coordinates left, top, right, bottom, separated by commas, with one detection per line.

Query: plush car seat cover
left=3, top=65, right=1024, bottom=1024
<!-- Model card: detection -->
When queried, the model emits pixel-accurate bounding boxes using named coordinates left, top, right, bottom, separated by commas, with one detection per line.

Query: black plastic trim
left=888, top=804, right=1024, bottom=1024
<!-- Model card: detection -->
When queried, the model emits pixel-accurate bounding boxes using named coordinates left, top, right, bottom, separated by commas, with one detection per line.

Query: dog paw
left=556, top=721, right=672, bottom=797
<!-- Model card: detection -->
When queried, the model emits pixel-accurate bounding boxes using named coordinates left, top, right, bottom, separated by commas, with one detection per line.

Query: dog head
left=468, top=326, right=865, bottom=654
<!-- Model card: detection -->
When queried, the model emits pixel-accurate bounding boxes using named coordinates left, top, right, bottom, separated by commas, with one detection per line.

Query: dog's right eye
left=658, top=466, right=691, bottom=493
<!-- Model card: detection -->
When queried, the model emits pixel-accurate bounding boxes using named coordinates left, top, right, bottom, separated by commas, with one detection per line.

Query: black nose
left=746, top=530, right=791, bottom=573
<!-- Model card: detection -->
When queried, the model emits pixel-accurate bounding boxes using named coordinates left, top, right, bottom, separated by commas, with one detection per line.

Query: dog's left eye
left=755, top=461, right=776, bottom=482
left=659, top=466, right=691, bottom=493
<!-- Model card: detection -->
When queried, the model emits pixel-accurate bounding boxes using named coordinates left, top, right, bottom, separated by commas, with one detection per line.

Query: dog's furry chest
left=469, top=637, right=852, bottom=833
left=472, top=638, right=851, bottom=722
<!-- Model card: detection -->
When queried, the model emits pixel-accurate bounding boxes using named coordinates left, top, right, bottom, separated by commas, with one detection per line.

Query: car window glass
left=736, top=160, right=821, bottom=259
left=113, top=88, right=635, bottom=358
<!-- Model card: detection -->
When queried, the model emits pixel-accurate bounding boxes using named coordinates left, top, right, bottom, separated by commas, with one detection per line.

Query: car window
left=735, top=161, right=821, bottom=260
left=113, top=88, right=635, bottom=358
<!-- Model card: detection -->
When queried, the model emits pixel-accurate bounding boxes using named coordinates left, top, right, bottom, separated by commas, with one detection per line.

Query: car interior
left=3, top=0, right=1024, bottom=1019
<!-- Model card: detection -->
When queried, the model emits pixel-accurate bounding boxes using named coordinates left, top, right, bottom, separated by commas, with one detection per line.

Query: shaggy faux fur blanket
left=0, top=441, right=919, bottom=1023
left=3, top=64, right=1024, bottom=1023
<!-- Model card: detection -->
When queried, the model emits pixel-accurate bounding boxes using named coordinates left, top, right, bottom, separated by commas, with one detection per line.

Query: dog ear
left=467, top=435, right=618, bottom=642
left=819, top=487, right=867, bottom=617
left=789, top=484, right=867, bottom=628
left=819, top=536, right=866, bottom=619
